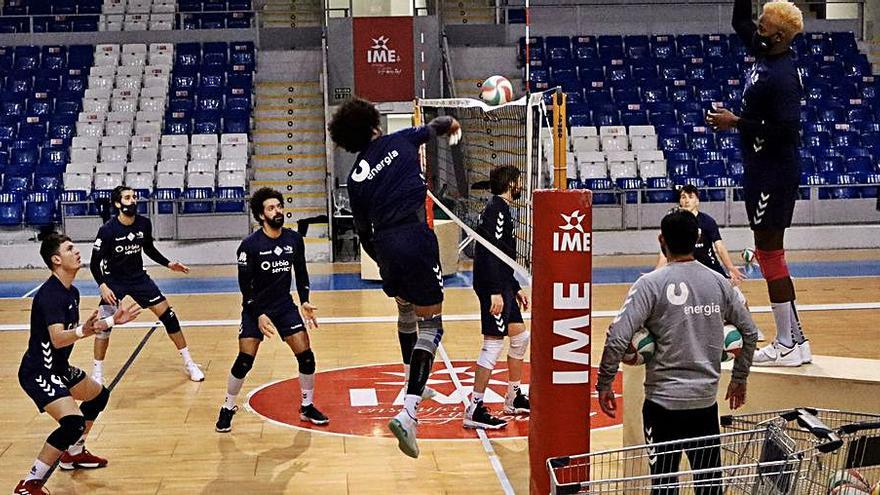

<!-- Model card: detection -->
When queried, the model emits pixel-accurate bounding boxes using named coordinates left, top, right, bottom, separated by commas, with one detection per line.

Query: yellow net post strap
left=552, top=90, right=568, bottom=190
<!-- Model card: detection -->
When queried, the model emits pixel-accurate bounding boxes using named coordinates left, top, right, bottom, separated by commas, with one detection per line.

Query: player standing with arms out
left=464, top=165, right=530, bottom=430
left=89, top=186, right=204, bottom=382
left=598, top=210, right=759, bottom=495
left=655, top=185, right=764, bottom=340
left=328, top=97, right=461, bottom=458
left=15, top=233, right=140, bottom=495
left=215, top=187, right=328, bottom=432
left=707, top=0, right=809, bottom=366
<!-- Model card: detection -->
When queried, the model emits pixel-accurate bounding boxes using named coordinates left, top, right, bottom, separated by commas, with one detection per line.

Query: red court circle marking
left=247, top=361, right=623, bottom=440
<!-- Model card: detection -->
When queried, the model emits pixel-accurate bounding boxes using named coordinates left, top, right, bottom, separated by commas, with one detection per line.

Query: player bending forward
left=90, top=185, right=204, bottom=382
left=216, top=187, right=328, bottom=432
left=464, top=165, right=531, bottom=430
left=15, top=233, right=140, bottom=495
left=328, top=97, right=461, bottom=458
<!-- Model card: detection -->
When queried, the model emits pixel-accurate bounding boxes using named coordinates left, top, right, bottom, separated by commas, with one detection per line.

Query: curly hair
left=489, top=165, right=521, bottom=196
left=762, top=0, right=803, bottom=36
left=249, top=187, right=284, bottom=224
left=328, top=97, right=381, bottom=153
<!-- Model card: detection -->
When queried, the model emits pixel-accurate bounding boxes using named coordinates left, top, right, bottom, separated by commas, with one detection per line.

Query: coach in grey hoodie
left=597, top=209, right=759, bottom=494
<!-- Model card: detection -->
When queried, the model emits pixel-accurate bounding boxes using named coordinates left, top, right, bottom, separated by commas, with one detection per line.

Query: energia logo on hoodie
left=351, top=150, right=399, bottom=182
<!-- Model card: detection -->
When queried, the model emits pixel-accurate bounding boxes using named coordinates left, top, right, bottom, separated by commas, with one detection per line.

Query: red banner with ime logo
left=352, top=16, right=414, bottom=102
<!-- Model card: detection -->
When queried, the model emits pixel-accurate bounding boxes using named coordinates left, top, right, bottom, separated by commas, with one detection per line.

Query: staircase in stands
left=259, top=0, right=322, bottom=28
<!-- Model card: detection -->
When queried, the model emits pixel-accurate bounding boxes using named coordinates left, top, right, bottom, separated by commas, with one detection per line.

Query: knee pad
left=508, top=330, right=530, bottom=360
left=414, top=315, right=444, bottom=354
left=476, top=337, right=504, bottom=370
left=755, top=249, right=789, bottom=282
left=295, top=349, right=316, bottom=375
left=159, top=307, right=181, bottom=334
left=396, top=299, right=417, bottom=334
left=80, top=386, right=110, bottom=421
left=47, top=415, right=85, bottom=451
left=231, top=352, right=255, bottom=380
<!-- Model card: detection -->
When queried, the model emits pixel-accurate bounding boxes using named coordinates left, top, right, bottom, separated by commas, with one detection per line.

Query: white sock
left=770, top=302, right=794, bottom=347
left=299, top=373, right=315, bottom=406
left=403, top=394, right=422, bottom=420
left=403, top=363, right=410, bottom=388
left=25, top=459, right=51, bottom=482
left=508, top=381, right=521, bottom=398
left=179, top=347, right=193, bottom=365
left=224, top=374, right=244, bottom=410
left=93, top=360, right=103, bottom=372
left=471, top=391, right=484, bottom=405
left=67, top=434, right=86, bottom=456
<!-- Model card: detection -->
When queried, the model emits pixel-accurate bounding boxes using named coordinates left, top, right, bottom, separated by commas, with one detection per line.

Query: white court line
left=21, top=284, right=41, bottom=298
left=1, top=301, right=879, bottom=332
left=437, top=343, right=515, bottom=495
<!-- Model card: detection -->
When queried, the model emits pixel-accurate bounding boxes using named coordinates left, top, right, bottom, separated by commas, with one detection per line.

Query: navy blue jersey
left=237, top=228, right=310, bottom=318
left=22, top=275, right=79, bottom=373
left=473, top=195, right=521, bottom=294
left=733, top=0, right=803, bottom=188
left=90, top=215, right=170, bottom=284
left=693, top=212, right=727, bottom=278
left=346, top=118, right=453, bottom=258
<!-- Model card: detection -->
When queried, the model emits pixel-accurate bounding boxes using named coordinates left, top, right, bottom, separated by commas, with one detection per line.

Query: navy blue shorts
left=476, top=289, right=524, bottom=337
left=373, top=222, right=444, bottom=307
left=102, top=276, right=166, bottom=308
left=18, top=363, right=88, bottom=413
left=744, top=185, right=798, bottom=231
left=239, top=306, right=306, bottom=341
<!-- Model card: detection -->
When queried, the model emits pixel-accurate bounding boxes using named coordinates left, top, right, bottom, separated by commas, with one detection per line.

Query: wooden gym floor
left=0, top=249, right=878, bottom=494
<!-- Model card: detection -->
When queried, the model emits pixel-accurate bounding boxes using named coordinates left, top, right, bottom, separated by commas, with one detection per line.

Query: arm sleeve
left=597, top=277, right=654, bottom=391
left=732, top=0, right=757, bottom=49
left=476, top=202, right=504, bottom=294
left=90, top=227, right=107, bottom=285
left=292, top=234, right=311, bottom=304
left=236, top=241, right=260, bottom=319
left=723, top=282, right=759, bottom=383
left=141, top=219, right=171, bottom=267
left=397, top=116, right=454, bottom=146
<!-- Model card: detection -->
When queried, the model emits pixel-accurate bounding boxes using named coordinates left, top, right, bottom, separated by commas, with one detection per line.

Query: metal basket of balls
left=720, top=408, right=880, bottom=495
left=548, top=408, right=845, bottom=494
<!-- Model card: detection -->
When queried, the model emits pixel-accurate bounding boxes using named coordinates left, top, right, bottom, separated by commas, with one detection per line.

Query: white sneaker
left=798, top=340, right=812, bottom=364
left=752, top=342, right=802, bottom=367
left=403, top=383, right=438, bottom=401
left=91, top=368, right=104, bottom=385
left=185, top=362, right=205, bottom=382
left=388, top=410, right=419, bottom=458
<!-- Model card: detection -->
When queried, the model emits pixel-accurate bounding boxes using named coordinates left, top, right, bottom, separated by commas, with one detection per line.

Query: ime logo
left=553, top=210, right=591, bottom=252
left=367, top=35, right=398, bottom=64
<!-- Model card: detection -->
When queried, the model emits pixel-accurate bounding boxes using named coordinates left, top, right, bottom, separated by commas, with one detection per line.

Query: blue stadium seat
left=643, top=176, right=677, bottom=203
left=58, top=190, right=87, bottom=217
left=616, top=177, right=642, bottom=203
left=581, top=178, right=617, bottom=205
left=0, top=192, right=23, bottom=225
left=816, top=155, right=844, bottom=175
left=215, top=186, right=245, bottom=212
left=199, top=67, right=225, bottom=89
left=176, top=43, right=201, bottom=67
left=34, top=175, right=61, bottom=194
left=669, top=160, right=697, bottom=179
left=202, top=42, right=229, bottom=67
left=823, top=173, right=859, bottom=199
left=182, top=187, right=213, bottom=213
left=68, top=45, right=94, bottom=70
left=859, top=174, right=880, bottom=198
left=3, top=174, right=30, bottom=193
left=197, top=88, right=223, bottom=111
left=659, top=133, right=687, bottom=152
left=706, top=176, right=736, bottom=201
left=845, top=156, right=874, bottom=177
left=689, top=133, right=716, bottom=150
left=223, top=109, right=250, bottom=134
left=194, top=110, right=221, bottom=134
left=25, top=192, right=54, bottom=225
left=152, top=188, right=180, bottom=214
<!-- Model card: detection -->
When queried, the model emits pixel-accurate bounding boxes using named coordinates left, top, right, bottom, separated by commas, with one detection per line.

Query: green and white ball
left=480, top=75, right=514, bottom=106
left=741, top=247, right=756, bottom=265
left=828, top=469, right=872, bottom=494
left=623, top=327, right=655, bottom=366
left=722, top=324, right=744, bottom=362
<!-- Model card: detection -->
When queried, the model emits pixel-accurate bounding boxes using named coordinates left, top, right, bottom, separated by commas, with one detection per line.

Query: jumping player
left=707, top=0, right=810, bottom=366
left=328, top=97, right=461, bottom=458
left=89, top=186, right=204, bottom=382
left=464, top=165, right=530, bottom=430
left=15, top=233, right=140, bottom=495
left=215, top=187, right=328, bottom=432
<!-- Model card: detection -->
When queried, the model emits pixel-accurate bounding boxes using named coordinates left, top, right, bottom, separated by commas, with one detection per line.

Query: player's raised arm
left=732, top=0, right=757, bottom=48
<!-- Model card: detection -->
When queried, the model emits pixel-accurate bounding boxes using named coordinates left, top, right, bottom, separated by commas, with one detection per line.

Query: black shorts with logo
left=744, top=185, right=798, bottom=231
left=239, top=305, right=306, bottom=341
left=476, top=288, right=524, bottom=337
left=19, top=362, right=88, bottom=412
left=373, top=222, right=444, bottom=307
left=101, top=275, right=166, bottom=308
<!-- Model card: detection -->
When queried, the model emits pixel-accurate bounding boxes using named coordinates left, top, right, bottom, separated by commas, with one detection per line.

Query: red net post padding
left=529, top=189, right=593, bottom=495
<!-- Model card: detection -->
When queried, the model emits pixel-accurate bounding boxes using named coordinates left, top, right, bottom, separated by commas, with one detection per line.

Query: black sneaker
left=300, top=404, right=330, bottom=425
left=215, top=405, right=237, bottom=432
left=504, top=390, right=530, bottom=415
left=463, top=401, right=507, bottom=430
